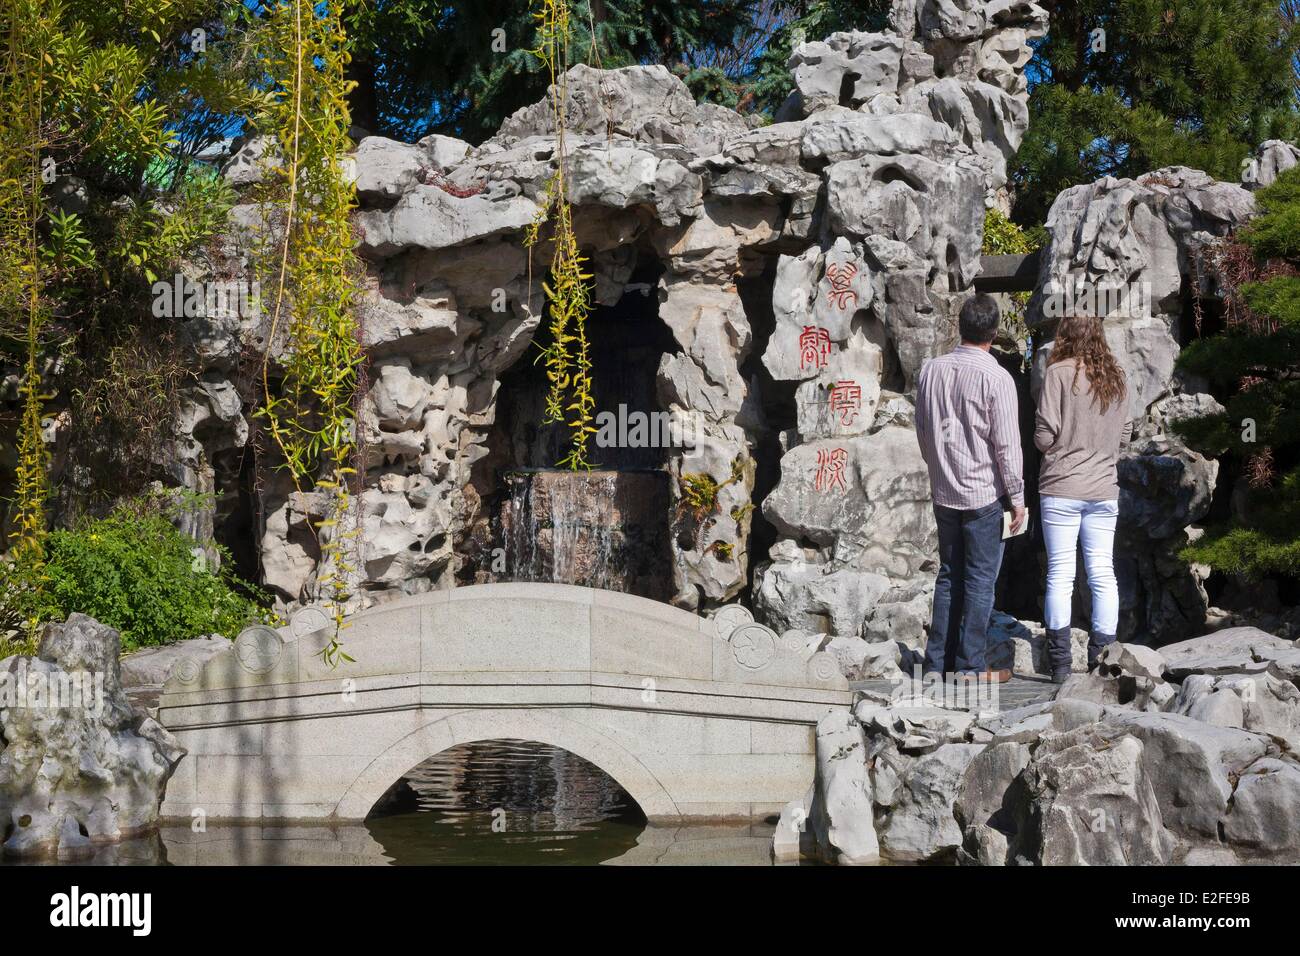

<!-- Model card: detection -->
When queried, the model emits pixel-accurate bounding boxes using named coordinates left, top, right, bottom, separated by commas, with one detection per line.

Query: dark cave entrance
left=482, top=251, right=677, bottom=600
left=496, top=255, right=678, bottom=472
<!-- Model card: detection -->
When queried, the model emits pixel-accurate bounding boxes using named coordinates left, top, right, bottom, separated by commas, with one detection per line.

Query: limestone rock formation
left=158, top=0, right=1048, bottom=627
left=1027, top=166, right=1255, bottom=643
left=0, top=615, right=185, bottom=858
left=164, top=0, right=1284, bottom=675
left=1008, top=724, right=1176, bottom=865
left=809, top=709, right=880, bottom=864
left=876, top=742, right=983, bottom=861
left=785, top=623, right=1300, bottom=864
left=1241, top=139, right=1300, bottom=190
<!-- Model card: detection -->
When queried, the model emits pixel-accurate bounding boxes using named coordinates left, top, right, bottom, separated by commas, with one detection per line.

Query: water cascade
left=500, top=469, right=672, bottom=600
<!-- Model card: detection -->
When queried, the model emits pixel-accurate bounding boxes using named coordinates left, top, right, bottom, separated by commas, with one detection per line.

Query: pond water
left=4, top=740, right=792, bottom=866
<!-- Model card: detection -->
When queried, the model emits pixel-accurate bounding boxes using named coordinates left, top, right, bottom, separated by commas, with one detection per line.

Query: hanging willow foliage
left=253, top=0, right=362, bottom=666
left=526, top=0, right=595, bottom=471
left=0, top=0, right=53, bottom=569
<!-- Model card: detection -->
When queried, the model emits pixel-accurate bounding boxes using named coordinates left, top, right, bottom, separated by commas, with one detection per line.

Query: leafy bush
left=0, top=499, right=269, bottom=655
left=1175, top=165, right=1300, bottom=578
left=0, top=558, right=58, bottom=657
left=981, top=207, right=1039, bottom=257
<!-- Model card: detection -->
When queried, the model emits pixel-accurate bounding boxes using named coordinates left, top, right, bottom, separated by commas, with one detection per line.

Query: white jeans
left=1041, top=495, right=1120, bottom=634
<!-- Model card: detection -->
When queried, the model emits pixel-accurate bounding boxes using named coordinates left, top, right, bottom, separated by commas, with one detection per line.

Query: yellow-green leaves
left=253, top=1, right=362, bottom=666
left=0, top=0, right=54, bottom=564
left=528, top=0, right=596, bottom=471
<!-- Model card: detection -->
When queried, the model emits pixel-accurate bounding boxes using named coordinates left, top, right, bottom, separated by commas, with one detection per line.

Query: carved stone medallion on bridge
left=807, top=651, right=840, bottom=683
left=234, top=625, right=283, bottom=675
left=729, top=622, right=778, bottom=670
left=170, top=656, right=201, bottom=685
left=712, top=604, right=754, bottom=641
left=291, top=605, right=333, bottom=639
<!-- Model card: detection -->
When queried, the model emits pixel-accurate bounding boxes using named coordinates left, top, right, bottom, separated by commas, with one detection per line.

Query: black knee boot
left=1046, top=626, right=1073, bottom=684
left=1088, top=630, right=1116, bottom=672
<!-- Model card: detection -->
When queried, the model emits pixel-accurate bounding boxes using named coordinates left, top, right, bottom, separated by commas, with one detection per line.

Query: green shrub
left=981, top=207, right=1039, bottom=256
left=1, top=499, right=269, bottom=654
left=1175, top=165, right=1300, bottom=578
left=0, top=558, right=58, bottom=657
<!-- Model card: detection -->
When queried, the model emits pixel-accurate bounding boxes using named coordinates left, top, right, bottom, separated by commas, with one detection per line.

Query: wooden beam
left=975, top=252, right=1040, bottom=293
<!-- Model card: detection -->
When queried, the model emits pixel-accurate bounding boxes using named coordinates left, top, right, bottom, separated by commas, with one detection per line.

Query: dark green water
left=363, top=738, right=649, bottom=865
left=5, top=740, right=784, bottom=865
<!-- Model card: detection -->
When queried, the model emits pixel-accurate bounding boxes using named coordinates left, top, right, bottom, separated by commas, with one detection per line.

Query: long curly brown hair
left=1048, top=315, right=1128, bottom=414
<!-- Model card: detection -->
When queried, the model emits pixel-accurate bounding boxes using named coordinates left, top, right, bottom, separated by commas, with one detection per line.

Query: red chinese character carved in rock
left=829, top=380, right=862, bottom=426
left=824, top=262, right=859, bottom=310
left=799, top=325, right=831, bottom=371
left=814, top=447, right=848, bottom=493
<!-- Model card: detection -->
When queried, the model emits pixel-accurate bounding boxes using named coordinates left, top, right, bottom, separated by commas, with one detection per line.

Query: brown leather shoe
left=956, top=668, right=1012, bottom=684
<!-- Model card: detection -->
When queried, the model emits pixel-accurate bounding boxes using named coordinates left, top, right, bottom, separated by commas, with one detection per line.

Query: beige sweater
left=1034, top=358, right=1132, bottom=501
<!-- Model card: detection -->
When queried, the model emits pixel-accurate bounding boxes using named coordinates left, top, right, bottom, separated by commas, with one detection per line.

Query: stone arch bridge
left=157, top=584, right=850, bottom=823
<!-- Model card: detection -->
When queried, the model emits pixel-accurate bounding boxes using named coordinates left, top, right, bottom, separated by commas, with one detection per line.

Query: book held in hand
left=1002, top=507, right=1029, bottom=540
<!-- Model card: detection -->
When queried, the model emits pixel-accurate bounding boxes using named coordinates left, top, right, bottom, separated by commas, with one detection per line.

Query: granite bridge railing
left=156, top=583, right=850, bottom=823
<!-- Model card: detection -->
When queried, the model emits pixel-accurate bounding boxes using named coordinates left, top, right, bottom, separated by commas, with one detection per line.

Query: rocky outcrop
left=876, top=742, right=983, bottom=861
left=158, top=0, right=1050, bottom=627
left=1008, top=723, right=1176, bottom=865
left=809, top=709, right=879, bottom=864
left=788, top=624, right=1300, bottom=865
left=752, top=2, right=1047, bottom=637
left=1241, top=139, right=1300, bottom=190
left=1027, top=166, right=1255, bottom=644
left=0, top=615, right=185, bottom=858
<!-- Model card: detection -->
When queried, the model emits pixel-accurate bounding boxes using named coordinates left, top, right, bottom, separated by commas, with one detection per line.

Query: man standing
left=914, top=294, right=1025, bottom=681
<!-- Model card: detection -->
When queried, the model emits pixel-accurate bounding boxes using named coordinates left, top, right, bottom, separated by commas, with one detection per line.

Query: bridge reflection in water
left=365, top=739, right=646, bottom=864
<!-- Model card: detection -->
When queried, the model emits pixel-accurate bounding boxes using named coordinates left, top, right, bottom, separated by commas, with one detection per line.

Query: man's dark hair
left=958, top=294, right=1001, bottom=345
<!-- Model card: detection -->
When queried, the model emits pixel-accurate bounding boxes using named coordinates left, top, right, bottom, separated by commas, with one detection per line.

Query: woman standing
left=1034, top=315, right=1132, bottom=683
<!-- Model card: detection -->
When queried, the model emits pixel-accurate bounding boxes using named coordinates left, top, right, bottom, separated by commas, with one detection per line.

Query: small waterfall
left=499, top=470, right=671, bottom=599
left=506, top=475, right=539, bottom=581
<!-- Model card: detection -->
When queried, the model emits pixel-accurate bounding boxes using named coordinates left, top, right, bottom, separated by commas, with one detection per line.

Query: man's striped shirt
left=914, top=345, right=1024, bottom=511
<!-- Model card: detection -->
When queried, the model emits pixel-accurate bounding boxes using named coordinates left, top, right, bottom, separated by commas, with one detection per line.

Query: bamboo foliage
left=253, top=0, right=362, bottom=666
left=0, top=0, right=54, bottom=566
left=526, top=0, right=596, bottom=471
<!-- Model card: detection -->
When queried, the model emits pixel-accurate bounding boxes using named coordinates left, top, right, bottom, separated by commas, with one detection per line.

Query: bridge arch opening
left=363, top=738, right=647, bottom=863
left=335, top=709, right=684, bottom=825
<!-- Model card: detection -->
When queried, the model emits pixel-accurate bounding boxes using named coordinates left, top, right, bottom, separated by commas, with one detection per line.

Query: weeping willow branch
left=527, top=0, right=595, bottom=471
left=253, top=0, right=362, bottom=666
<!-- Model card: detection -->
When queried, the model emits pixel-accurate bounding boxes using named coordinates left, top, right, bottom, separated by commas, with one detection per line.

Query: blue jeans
left=925, top=501, right=1006, bottom=675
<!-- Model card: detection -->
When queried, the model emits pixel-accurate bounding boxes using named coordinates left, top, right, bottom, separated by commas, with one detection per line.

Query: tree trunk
left=346, top=56, right=380, bottom=137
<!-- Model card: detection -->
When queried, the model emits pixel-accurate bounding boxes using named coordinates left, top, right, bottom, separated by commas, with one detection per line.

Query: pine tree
left=1175, top=165, right=1300, bottom=578
left=1012, top=0, right=1300, bottom=225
